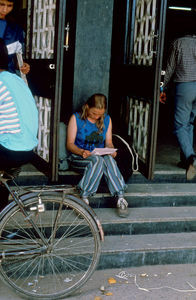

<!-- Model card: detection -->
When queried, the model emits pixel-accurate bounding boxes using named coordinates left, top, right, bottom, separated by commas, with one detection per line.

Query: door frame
left=51, top=0, right=67, bottom=182
left=147, top=0, right=167, bottom=178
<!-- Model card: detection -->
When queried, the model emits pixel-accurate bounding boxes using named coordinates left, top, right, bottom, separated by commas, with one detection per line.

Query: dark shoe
left=177, top=160, right=187, bottom=169
left=117, top=198, right=129, bottom=218
left=186, top=156, right=196, bottom=180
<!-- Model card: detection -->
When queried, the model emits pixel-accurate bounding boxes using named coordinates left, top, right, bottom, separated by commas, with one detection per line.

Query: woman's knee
left=90, top=155, right=104, bottom=168
left=103, top=155, right=116, bottom=166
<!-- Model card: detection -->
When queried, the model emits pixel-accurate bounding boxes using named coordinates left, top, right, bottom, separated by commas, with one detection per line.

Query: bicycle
left=0, top=168, right=104, bottom=299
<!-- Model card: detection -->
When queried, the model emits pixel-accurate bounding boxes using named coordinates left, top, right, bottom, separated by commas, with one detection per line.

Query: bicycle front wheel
left=0, top=193, right=101, bottom=299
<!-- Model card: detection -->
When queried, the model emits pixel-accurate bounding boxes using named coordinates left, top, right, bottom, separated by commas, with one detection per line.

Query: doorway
left=156, top=0, right=196, bottom=173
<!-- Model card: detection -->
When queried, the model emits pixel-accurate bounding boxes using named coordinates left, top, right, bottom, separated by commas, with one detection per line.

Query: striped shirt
left=0, top=80, right=21, bottom=134
left=0, top=71, right=38, bottom=151
left=164, top=35, right=196, bottom=87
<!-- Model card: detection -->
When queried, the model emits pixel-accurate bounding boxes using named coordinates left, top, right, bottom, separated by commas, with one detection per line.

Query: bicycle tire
left=0, top=192, right=101, bottom=299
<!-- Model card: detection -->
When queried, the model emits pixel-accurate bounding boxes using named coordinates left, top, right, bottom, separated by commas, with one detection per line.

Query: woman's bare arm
left=105, top=118, right=117, bottom=158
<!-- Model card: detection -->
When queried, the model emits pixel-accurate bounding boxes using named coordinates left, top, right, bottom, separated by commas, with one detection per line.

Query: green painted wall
left=73, top=0, right=114, bottom=110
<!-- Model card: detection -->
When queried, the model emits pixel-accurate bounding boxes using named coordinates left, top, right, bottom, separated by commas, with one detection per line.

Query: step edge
left=101, top=245, right=196, bottom=254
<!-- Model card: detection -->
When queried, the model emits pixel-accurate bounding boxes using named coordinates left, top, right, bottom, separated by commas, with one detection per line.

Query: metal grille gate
left=117, top=0, right=167, bottom=177
left=132, top=0, right=156, bottom=66
left=26, top=0, right=56, bottom=162
left=128, top=98, right=150, bottom=161
left=127, top=0, right=157, bottom=163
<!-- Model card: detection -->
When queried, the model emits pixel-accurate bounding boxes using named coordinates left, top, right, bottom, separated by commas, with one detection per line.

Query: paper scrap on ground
left=91, top=148, right=117, bottom=156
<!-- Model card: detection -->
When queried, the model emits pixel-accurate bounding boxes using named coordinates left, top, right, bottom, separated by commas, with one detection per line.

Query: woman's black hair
left=0, top=38, right=9, bottom=70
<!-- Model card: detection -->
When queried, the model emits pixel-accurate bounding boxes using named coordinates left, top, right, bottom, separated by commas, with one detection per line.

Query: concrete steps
left=99, top=232, right=196, bottom=269
left=96, top=207, right=196, bottom=235
left=91, top=183, right=196, bottom=268
left=89, top=183, right=196, bottom=207
left=14, top=166, right=196, bottom=269
left=15, top=164, right=189, bottom=186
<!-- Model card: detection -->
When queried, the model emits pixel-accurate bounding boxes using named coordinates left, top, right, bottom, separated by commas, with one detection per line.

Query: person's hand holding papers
left=91, top=147, right=117, bottom=157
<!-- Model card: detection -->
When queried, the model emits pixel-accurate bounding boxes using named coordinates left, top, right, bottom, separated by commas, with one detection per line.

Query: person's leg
left=0, top=186, right=9, bottom=211
left=174, top=82, right=196, bottom=160
left=177, top=150, right=187, bottom=169
left=0, top=145, right=34, bottom=210
left=76, top=155, right=104, bottom=198
left=190, top=99, right=196, bottom=146
left=102, top=155, right=128, bottom=217
left=69, top=153, right=90, bottom=174
left=0, top=145, right=34, bottom=170
left=102, top=155, right=126, bottom=196
left=186, top=97, right=196, bottom=179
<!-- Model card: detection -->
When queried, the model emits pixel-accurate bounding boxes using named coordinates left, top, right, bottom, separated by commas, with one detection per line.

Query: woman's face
left=0, top=0, right=14, bottom=19
left=87, top=107, right=105, bottom=122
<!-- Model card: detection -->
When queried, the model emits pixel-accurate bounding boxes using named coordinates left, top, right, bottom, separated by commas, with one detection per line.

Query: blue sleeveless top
left=74, top=112, right=110, bottom=151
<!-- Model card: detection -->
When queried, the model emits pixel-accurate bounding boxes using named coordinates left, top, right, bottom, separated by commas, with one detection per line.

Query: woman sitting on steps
left=66, top=93, right=129, bottom=218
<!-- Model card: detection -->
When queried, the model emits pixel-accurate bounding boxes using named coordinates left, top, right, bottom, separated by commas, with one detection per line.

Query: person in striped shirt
left=0, top=38, right=38, bottom=210
left=162, top=34, right=196, bottom=181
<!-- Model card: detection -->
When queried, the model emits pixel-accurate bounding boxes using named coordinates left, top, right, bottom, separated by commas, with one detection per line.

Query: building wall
left=73, top=0, right=114, bottom=110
